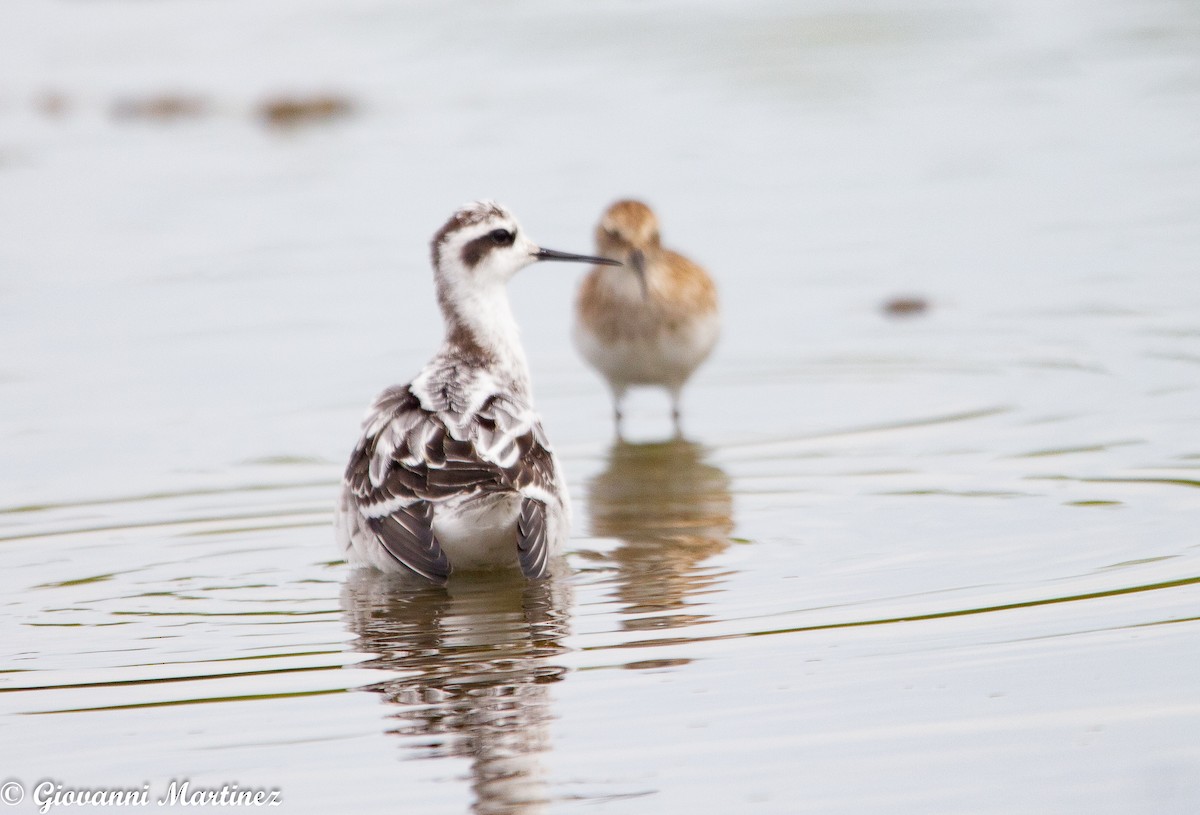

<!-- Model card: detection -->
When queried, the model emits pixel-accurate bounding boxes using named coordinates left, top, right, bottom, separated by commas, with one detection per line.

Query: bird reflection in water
left=584, top=438, right=734, bottom=632
left=342, top=570, right=571, bottom=815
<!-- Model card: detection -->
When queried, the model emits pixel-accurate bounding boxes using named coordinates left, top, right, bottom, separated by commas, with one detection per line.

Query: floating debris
left=883, top=295, right=930, bottom=317
left=258, top=94, right=354, bottom=128
left=35, top=90, right=71, bottom=117
left=111, top=93, right=209, bottom=121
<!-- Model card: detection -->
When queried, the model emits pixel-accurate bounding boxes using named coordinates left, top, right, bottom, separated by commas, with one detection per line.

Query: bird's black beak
left=630, top=248, right=648, bottom=298
left=534, top=247, right=622, bottom=266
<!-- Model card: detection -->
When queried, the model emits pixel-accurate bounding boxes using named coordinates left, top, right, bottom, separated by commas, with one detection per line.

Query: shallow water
left=2, top=0, right=1200, bottom=812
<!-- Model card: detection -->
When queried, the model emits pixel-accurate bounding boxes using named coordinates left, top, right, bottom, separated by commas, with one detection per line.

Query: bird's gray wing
left=361, top=500, right=447, bottom=582
left=343, top=386, right=460, bottom=582
left=470, top=392, right=560, bottom=578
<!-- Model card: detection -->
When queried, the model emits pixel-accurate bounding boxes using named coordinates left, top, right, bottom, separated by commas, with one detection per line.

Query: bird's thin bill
left=534, top=247, right=622, bottom=266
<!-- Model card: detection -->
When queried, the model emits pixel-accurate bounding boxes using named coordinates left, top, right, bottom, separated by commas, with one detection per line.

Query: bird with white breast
left=574, top=199, right=719, bottom=437
left=336, top=201, right=621, bottom=582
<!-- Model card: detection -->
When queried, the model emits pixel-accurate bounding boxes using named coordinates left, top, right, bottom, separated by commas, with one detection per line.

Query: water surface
left=2, top=0, right=1199, bottom=812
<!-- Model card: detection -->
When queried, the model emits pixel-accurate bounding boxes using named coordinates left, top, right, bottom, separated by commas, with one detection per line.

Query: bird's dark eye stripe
left=460, top=228, right=516, bottom=268
left=489, top=228, right=515, bottom=246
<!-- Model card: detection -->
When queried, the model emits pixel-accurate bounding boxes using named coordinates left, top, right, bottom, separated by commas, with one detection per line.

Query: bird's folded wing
left=363, top=501, right=449, bottom=582
left=343, top=385, right=558, bottom=579
left=516, top=496, right=549, bottom=578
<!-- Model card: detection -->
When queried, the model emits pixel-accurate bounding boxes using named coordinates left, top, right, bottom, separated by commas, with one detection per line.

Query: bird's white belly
left=574, top=311, right=719, bottom=389
left=434, top=493, right=525, bottom=571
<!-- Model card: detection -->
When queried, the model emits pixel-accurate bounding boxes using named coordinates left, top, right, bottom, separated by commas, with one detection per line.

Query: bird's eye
left=488, top=228, right=514, bottom=246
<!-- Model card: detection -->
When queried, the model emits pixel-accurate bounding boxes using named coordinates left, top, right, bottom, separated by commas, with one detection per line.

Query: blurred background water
left=1, top=0, right=1199, bottom=812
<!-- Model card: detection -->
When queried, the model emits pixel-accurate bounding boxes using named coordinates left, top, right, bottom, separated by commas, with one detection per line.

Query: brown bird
left=573, top=200, right=719, bottom=436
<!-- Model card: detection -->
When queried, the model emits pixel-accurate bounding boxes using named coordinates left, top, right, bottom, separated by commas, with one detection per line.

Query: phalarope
left=336, top=201, right=620, bottom=581
left=573, top=199, right=719, bottom=436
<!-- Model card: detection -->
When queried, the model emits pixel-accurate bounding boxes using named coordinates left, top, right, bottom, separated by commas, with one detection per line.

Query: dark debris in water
left=258, top=94, right=355, bottom=128
left=112, top=93, right=210, bottom=121
left=35, top=90, right=71, bottom=117
left=30, top=90, right=357, bottom=129
left=882, top=295, right=930, bottom=317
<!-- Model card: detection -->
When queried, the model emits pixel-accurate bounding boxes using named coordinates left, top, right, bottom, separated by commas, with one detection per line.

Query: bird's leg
left=612, top=387, right=627, bottom=441
left=669, top=389, right=684, bottom=440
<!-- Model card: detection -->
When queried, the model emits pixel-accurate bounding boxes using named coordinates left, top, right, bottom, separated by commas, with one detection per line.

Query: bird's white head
left=431, top=201, right=540, bottom=291
left=428, top=200, right=621, bottom=369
